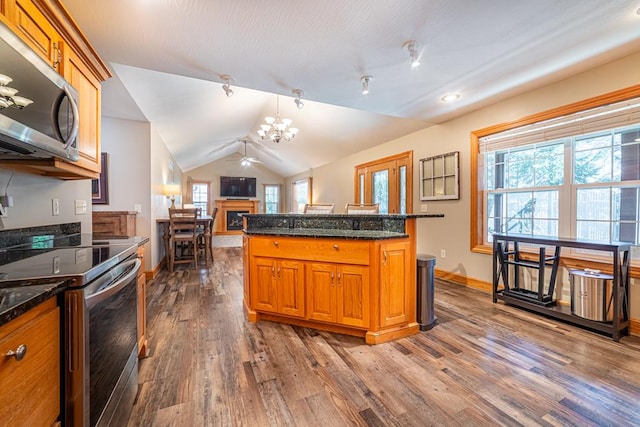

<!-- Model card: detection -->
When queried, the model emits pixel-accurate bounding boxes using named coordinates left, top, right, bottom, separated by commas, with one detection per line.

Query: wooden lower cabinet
left=307, top=262, right=369, bottom=328
left=379, top=240, right=412, bottom=328
left=245, top=235, right=418, bottom=344
left=0, top=297, right=60, bottom=425
left=251, top=257, right=305, bottom=318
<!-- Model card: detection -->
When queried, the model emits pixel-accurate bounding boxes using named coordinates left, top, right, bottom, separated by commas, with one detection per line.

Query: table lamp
left=163, top=184, right=181, bottom=209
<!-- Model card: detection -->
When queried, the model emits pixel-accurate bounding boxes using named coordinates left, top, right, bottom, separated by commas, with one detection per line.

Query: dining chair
left=345, top=203, right=379, bottom=214
left=197, top=207, right=218, bottom=264
left=168, top=207, right=199, bottom=272
left=303, top=203, right=335, bottom=214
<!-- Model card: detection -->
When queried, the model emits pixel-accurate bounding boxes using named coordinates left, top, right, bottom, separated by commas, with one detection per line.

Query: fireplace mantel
left=215, top=199, right=260, bottom=235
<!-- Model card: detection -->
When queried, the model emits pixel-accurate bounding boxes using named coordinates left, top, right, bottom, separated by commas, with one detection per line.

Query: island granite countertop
left=243, top=212, right=443, bottom=239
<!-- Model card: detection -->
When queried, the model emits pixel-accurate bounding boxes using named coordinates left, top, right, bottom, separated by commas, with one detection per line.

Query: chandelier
left=0, top=74, right=33, bottom=110
left=257, top=96, right=298, bottom=143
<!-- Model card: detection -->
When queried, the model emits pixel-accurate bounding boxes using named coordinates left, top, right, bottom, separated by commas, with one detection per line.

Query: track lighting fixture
left=293, top=89, right=304, bottom=109
left=403, top=41, right=421, bottom=69
left=221, top=75, right=234, bottom=97
left=361, top=76, right=372, bottom=95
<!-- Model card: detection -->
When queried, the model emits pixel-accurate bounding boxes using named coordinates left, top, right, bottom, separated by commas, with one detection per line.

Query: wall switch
left=75, top=199, right=87, bottom=215
left=134, top=204, right=142, bottom=213
left=52, top=198, right=60, bottom=216
left=440, top=249, right=447, bottom=259
left=420, top=203, right=428, bottom=212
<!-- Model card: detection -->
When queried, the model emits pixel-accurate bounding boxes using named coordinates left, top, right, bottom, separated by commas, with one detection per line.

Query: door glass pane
left=192, top=183, right=208, bottom=215
left=359, top=174, right=365, bottom=204
left=373, top=170, right=388, bottom=213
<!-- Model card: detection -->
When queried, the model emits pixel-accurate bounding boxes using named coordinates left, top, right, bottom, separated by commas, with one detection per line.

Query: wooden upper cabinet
left=10, top=0, right=63, bottom=71
left=62, top=47, right=101, bottom=174
left=0, top=0, right=110, bottom=179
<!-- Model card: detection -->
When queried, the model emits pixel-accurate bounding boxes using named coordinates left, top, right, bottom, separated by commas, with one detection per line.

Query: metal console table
left=492, top=233, right=632, bottom=341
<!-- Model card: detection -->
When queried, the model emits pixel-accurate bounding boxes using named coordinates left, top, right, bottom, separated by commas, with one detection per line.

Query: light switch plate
left=420, top=203, right=428, bottom=212
left=52, top=198, right=60, bottom=216
left=75, top=199, right=87, bottom=215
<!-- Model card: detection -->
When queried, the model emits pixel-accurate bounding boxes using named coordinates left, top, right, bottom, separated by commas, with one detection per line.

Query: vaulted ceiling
left=63, top=0, right=640, bottom=177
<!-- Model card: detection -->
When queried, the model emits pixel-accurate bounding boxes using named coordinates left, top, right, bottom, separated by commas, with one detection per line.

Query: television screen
left=220, top=176, right=256, bottom=198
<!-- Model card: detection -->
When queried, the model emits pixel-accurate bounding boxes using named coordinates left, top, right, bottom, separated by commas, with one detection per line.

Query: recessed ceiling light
left=441, top=93, right=460, bottom=102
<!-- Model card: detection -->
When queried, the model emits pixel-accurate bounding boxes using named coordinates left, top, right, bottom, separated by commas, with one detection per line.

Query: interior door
left=355, top=151, right=412, bottom=214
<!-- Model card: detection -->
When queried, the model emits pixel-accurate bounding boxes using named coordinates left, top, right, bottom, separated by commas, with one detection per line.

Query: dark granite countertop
left=244, top=228, right=407, bottom=240
left=0, top=279, right=67, bottom=326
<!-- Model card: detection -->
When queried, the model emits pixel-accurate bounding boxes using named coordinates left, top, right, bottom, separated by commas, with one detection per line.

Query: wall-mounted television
left=220, top=176, right=256, bottom=198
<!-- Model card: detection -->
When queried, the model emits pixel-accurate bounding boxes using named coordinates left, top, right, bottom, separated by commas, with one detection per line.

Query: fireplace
left=226, top=210, right=249, bottom=231
left=215, top=199, right=260, bottom=235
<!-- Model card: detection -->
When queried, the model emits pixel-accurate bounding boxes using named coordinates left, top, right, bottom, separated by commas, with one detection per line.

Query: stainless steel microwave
left=0, top=20, right=79, bottom=161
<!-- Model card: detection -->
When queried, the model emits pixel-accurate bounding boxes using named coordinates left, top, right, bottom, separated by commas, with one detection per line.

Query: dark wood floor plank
left=126, top=249, right=640, bottom=426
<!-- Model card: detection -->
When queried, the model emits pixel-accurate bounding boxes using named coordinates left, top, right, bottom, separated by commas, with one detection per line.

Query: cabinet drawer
left=0, top=298, right=60, bottom=425
left=251, top=236, right=370, bottom=265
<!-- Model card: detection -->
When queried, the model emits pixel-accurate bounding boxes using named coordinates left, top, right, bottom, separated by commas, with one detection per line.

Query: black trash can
left=417, top=254, right=437, bottom=331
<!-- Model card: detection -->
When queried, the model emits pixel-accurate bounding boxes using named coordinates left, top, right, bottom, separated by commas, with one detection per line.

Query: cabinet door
left=11, top=0, right=63, bottom=72
left=276, top=260, right=305, bottom=318
left=337, top=264, right=369, bottom=328
left=243, top=235, right=250, bottom=306
left=379, top=241, right=411, bottom=327
left=63, top=48, right=101, bottom=174
left=307, top=262, right=336, bottom=323
left=251, top=257, right=278, bottom=313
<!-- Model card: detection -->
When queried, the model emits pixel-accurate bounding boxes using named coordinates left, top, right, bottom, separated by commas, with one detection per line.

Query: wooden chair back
left=345, top=203, right=379, bottom=214
left=303, top=203, right=335, bottom=214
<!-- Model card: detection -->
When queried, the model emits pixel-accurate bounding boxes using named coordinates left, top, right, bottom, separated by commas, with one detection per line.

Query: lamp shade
left=163, top=184, right=181, bottom=196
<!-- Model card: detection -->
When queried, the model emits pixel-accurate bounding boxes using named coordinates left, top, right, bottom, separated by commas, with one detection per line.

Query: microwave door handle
left=85, top=259, right=141, bottom=309
left=51, top=85, right=80, bottom=149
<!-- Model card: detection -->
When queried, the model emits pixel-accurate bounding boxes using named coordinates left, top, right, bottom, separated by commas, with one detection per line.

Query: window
left=264, top=184, right=280, bottom=213
left=292, top=178, right=311, bottom=213
left=355, top=151, right=412, bottom=214
left=472, top=89, right=640, bottom=264
left=191, top=181, right=210, bottom=215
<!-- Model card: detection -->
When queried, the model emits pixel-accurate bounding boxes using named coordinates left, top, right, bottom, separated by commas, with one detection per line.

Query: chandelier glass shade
left=257, top=96, right=298, bottom=143
left=0, top=73, right=33, bottom=110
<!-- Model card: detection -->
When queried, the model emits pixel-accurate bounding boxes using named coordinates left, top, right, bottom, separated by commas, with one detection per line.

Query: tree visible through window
left=264, top=184, right=280, bottom=213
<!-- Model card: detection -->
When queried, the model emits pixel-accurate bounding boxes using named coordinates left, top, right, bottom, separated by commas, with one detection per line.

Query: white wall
left=0, top=168, right=92, bottom=232
left=150, top=123, right=182, bottom=270
left=310, top=50, right=640, bottom=317
left=186, top=158, right=285, bottom=213
left=96, top=117, right=152, bottom=270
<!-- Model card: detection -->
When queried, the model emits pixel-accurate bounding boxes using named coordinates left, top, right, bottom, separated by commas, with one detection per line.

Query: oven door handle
left=85, top=258, right=141, bottom=308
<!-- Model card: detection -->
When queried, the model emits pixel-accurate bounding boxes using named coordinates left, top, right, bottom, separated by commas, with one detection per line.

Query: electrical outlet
left=440, top=249, right=446, bottom=259
left=52, top=198, right=60, bottom=216
left=134, top=204, right=142, bottom=213
left=420, top=203, right=428, bottom=212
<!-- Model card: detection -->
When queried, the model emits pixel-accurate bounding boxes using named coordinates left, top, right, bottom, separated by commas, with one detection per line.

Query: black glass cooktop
left=0, top=241, right=137, bottom=285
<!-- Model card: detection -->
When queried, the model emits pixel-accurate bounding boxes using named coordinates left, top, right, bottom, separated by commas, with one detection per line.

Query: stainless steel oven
left=0, top=239, right=141, bottom=426
left=65, top=256, right=141, bottom=427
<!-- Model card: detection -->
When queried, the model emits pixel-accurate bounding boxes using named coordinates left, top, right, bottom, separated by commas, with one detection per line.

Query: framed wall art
left=92, top=153, right=109, bottom=204
left=419, top=151, right=459, bottom=200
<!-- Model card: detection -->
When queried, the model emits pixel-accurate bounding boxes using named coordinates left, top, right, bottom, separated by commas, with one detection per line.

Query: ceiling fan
left=229, top=140, right=262, bottom=167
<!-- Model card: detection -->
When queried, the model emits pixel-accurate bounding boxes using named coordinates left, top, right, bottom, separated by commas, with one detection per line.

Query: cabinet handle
left=338, top=272, right=341, bottom=286
left=333, top=244, right=339, bottom=250
left=272, top=266, right=275, bottom=277
left=383, top=249, right=387, bottom=264
left=52, top=42, right=62, bottom=69
left=273, top=241, right=279, bottom=247
left=331, top=272, right=334, bottom=286
left=5, top=344, right=27, bottom=361
left=277, top=266, right=281, bottom=279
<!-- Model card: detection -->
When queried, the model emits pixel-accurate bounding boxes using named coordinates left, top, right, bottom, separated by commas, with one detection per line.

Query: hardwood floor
left=127, top=247, right=640, bottom=426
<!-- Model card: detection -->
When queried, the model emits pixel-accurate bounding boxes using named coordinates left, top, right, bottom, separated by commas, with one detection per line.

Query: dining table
left=157, top=215, right=215, bottom=265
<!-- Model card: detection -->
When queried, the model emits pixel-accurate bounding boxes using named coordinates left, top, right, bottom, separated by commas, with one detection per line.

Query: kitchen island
left=243, top=213, right=442, bottom=344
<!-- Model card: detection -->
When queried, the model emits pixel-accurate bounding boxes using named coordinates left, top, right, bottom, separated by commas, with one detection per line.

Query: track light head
left=361, top=76, right=372, bottom=95
left=292, top=89, right=304, bottom=109
left=403, top=41, right=421, bottom=69
left=221, top=75, right=234, bottom=97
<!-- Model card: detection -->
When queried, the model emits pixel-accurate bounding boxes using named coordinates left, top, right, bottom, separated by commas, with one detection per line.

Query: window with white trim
left=264, top=184, right=280, bottom=213
left=480, top=97, right=640, bottom=259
